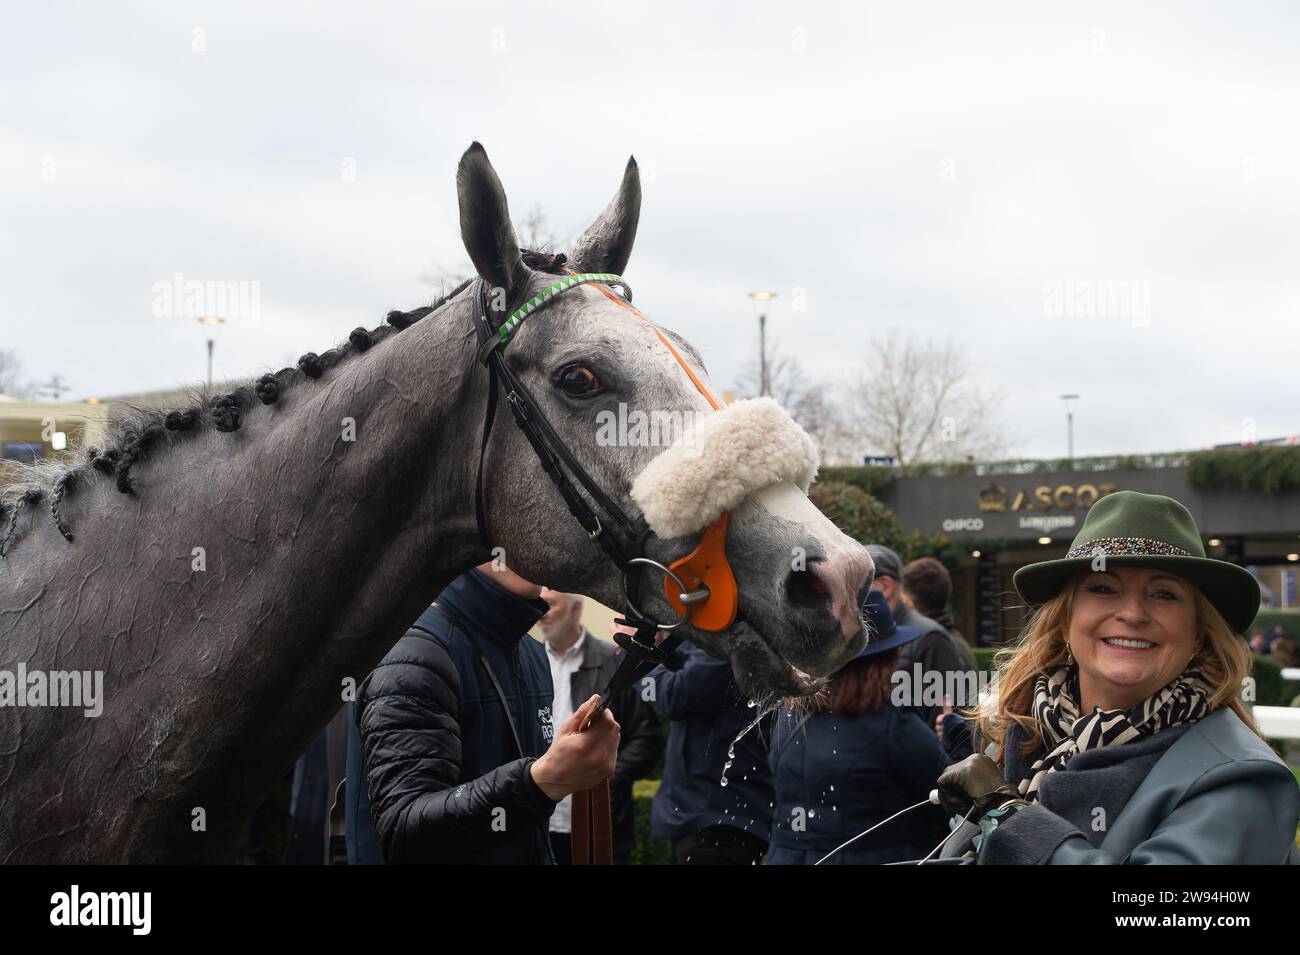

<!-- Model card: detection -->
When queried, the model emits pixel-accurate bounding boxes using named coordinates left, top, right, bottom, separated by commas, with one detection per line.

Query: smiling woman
left=1068, top=569, right=1206, bottom=716
left=936, top=491, right=1300, bottom=864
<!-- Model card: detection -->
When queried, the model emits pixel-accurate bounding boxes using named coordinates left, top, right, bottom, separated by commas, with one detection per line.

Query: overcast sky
left=3, top=1, right=1297, bottom=458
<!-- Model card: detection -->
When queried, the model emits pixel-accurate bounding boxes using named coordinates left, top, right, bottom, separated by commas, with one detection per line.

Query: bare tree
left=733, top=342, right=859, bottom=465
left=845, top=328, right=1011, bottom=465
left=417, top=258, right=472, bottom=292
left=516, top=203, right=561, bottom=252
left=0, top=349, right=35, bottom=400
left=419, top=205, right=563, bottom=290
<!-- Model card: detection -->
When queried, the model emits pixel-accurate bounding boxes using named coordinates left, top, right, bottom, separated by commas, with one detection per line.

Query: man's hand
left=529, top=695, right=620, bottom=801
left=936, top=754, right=1020, bottom=820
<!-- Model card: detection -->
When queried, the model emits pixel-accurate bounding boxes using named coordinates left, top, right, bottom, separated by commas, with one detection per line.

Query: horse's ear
left=457, top=142, right=529, bottom=309
left=569, top=156, right=641, bottom=275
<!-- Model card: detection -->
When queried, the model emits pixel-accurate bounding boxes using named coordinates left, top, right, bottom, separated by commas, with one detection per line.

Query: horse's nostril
left=786, top=567, right=831, bottom=610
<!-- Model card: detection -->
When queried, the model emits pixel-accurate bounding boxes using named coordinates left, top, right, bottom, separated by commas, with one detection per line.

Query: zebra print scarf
left=1017, top=664, right=1214, bottom=802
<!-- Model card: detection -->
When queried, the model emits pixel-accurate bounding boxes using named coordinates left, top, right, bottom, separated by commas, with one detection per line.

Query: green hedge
left=1250, top=655, right=1300, bottom=708
left=824, top=446, right=1300, bottom=493
left=808, top=479, right=958, bottom=573
left=1250, top=609, right=1300, bottom=642
left=1187, top=446, right=1300, bottom=495
left=821, top=454, right=1190, bottom=482
left=808, top=481, right=906, bottom=552
left=818, top=466, right=896, bottom=499
left=631, top=778, right=674, bottom=865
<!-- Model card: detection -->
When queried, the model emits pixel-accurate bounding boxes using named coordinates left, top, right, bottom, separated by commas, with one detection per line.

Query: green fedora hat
left=1012, top=490, right=1260, bottom=633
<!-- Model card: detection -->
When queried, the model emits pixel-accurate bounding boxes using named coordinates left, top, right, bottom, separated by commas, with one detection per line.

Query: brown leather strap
left=591, top=777, right=613, bottom=864
left=571, top=697, right=615, bottom=865
left=570, top=779, right=613, bottom=865
left=571, top=784, right=591, bottom=864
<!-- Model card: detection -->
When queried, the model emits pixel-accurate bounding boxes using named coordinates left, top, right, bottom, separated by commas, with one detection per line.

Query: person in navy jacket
left=767, top=590, right=971, bottom=865
left=647, top=635, right=775, bottom=865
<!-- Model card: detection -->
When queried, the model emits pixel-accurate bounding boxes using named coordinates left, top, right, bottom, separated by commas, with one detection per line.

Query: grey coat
left=981, top=707, right=1300, bottom=864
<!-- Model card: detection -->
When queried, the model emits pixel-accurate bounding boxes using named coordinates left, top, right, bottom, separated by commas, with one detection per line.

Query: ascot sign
left=976, top=480, right=1117, bottom=514
left=937, top=481, right=1118, bottom=538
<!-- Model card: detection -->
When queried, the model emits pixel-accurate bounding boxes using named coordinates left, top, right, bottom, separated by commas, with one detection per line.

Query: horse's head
left=458, top=143, right=872, bottom=700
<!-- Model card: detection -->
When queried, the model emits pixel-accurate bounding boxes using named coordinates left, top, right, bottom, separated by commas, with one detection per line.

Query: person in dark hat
left=902, top=556, right=976, bottom=661
left=937, top=491, right=1300, bottom=864
left=865, top=544, right=973, bottom=729
left=766, top=591, right=972, bottom=865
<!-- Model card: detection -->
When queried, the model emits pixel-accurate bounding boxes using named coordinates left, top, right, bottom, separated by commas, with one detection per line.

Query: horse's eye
left=556, top=364, right=603, bottom=398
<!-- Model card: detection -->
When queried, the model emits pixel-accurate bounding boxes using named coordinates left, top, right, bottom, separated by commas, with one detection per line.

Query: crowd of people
left=267, top=492, right=1298, bottom=866
left=324, top=542, right=982, bottom=866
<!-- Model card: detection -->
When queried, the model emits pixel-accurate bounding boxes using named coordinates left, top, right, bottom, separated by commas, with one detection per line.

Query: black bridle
left=469, top=274, right=698, bottom=699
left=471, top=277, right=650, bottom=574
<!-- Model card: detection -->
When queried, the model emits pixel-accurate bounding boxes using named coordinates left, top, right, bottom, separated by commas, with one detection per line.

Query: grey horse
left=0, top=143, right=873, bottom=862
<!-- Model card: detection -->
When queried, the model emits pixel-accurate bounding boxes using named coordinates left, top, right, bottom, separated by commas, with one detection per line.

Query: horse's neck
left=3, top=302, right=490, bottom=859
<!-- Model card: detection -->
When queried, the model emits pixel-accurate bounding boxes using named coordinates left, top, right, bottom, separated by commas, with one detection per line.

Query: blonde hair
left=974, top=574, right=1261, bottom=768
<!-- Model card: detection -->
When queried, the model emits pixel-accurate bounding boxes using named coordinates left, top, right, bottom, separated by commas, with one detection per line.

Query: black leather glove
left=937, top=754, right=1021, bottom=820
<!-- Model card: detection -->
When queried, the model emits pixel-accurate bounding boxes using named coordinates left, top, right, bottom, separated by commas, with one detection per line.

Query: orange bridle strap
left=586, top=282, right=737, bottom=631
left=588, top=284, right=721, bottom=411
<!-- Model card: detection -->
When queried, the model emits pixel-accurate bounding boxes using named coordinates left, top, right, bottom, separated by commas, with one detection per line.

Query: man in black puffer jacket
left=353, top=564, right=619, bottom=864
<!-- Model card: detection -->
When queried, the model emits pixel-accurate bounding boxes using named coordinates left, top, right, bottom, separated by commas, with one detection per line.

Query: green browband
left=497, top=273, right=631, bottom=350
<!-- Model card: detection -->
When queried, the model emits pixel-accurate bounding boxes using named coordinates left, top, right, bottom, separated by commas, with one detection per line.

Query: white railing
left=1254, top=706, right=1300, bottom=740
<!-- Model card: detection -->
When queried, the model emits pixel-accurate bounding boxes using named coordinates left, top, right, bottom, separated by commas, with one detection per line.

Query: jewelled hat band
left=497, top=273, right=631, bottom=350
left=1065, top=537, right=1194, bottom=559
